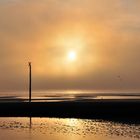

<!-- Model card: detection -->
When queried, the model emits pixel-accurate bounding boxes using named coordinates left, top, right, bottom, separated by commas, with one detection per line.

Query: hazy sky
left=0, top=0, right=140, bottom=91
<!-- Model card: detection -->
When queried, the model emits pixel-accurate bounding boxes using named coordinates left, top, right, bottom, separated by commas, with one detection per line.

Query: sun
left=67, top=51, right=76, bottom=61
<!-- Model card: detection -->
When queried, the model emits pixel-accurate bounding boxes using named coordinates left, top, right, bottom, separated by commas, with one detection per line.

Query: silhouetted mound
left=0, top=99, right=139, bottom=122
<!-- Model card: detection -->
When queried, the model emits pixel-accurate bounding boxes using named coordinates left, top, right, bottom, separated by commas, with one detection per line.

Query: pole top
left=28, top=62, right=31, bottom=66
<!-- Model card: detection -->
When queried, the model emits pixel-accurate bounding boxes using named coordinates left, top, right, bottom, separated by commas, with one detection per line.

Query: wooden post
left=28, top=62, right=32, bottom=102
left=29, top=117, right=32, bottom=129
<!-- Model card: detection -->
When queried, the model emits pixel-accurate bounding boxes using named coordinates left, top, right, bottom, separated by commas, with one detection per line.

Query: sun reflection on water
left=0, top=118, right=139, bottom=140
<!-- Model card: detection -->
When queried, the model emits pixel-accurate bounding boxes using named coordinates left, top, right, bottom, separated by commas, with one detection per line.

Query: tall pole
left=28, top=62, right=32, bottom=102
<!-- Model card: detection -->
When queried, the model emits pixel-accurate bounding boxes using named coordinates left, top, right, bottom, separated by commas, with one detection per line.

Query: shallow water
left=0, top=117, right=139, bottom=140
left=0, top=90, right=140, bottom=102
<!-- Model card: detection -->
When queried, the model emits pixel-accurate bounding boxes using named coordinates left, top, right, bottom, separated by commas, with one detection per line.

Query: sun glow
left=67, top=51, right=76, bottom=61
left=39, top=33, right=98, bottom=77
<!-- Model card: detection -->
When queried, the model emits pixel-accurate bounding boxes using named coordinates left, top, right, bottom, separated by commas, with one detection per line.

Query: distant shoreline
left=0, top=93, right=140, bottom=102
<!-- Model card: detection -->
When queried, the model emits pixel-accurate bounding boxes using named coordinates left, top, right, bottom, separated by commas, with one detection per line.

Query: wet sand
left=0, top=117, right=140, bottom=140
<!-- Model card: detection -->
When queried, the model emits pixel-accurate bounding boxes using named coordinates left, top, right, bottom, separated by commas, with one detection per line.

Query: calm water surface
left=0, top=90, right=140, bottom=101
left=0, top=117, right=139, bottom=140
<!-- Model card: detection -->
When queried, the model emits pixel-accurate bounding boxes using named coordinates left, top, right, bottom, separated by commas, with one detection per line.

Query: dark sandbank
left=0, top=99, right=139, bottom=123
